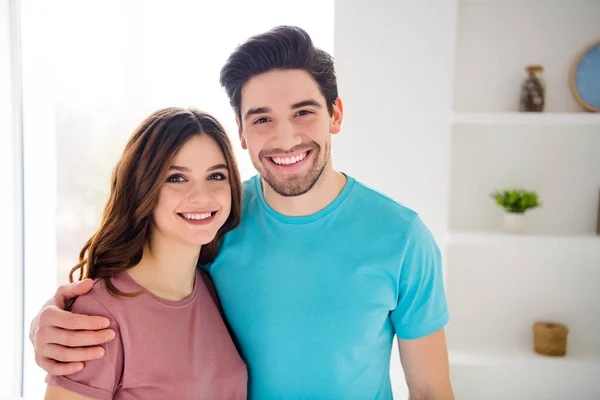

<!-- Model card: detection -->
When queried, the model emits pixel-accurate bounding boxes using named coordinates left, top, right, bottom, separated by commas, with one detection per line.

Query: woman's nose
left=187, top=182, right=212, bottom=205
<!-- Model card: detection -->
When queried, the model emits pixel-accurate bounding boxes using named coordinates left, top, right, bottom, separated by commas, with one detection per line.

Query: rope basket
left=533, top=322, right=569, bottom=356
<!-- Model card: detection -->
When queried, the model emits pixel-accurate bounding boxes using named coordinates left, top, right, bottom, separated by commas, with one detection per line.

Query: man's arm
left=390, top=216, right=453, bottom=399
left=30, top=279, right=116, bottom=375
left=398, top=328, right=454, bottom=400
left=45, top=385, right=95, bottom=400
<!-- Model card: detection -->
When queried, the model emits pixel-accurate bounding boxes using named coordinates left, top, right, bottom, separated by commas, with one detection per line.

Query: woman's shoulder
left=68, top=276, right=130, bottom=322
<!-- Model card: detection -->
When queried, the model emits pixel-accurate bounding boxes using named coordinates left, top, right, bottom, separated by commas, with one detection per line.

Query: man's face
left=238, top=69, right=342, bottom=197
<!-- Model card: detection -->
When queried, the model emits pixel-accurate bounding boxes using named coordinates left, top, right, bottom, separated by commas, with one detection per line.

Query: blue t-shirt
left=205, top=174, right=449, bottom=400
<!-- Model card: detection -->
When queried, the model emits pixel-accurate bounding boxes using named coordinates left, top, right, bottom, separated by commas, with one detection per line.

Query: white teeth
left=272, top=152, right=308, bottom=165
left=182, top=213, right=212, bottom=220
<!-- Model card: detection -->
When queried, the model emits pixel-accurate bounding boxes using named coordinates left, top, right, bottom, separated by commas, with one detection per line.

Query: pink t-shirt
left=46, top=268, right=247, bottom=399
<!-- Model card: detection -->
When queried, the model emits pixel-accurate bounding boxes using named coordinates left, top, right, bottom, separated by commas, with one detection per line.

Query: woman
left=45, top=107, right=247, bottom=399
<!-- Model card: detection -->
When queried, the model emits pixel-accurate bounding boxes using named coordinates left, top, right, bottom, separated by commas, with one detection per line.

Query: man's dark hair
left=220, top=25, right=338, bottom=124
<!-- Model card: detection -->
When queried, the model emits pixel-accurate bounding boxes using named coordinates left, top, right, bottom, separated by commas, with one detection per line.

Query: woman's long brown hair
left=69, top=107, right=242, bottom=297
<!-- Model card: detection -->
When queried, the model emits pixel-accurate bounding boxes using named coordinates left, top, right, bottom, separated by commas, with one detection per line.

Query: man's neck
left=262, top=166, right=347, bottom=217
left=128, top=230, right=200, bottom=301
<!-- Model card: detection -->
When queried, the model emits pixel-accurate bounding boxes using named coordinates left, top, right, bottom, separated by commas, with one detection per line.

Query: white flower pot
left=504, top=212, right=525, bottom=233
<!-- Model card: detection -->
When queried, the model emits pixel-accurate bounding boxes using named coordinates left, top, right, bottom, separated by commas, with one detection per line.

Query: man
left=30, top=26, right=454, bottom=399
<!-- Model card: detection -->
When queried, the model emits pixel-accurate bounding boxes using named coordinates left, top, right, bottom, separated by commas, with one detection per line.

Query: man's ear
left=236, top=118, right=247, bottom=149
left=330, top=97, right=344, bottom=135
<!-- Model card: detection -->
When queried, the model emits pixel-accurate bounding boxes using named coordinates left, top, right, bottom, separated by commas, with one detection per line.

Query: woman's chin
left=181, top=233, right=217, bottom=247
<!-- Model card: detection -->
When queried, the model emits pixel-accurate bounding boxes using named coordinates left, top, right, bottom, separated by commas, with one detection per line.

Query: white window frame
left=19, top=0, right=59, bottom=397
left=1, top=0, right=24, bottom=398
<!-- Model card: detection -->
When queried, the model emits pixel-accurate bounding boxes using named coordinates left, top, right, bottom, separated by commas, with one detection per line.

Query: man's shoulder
left=242, top=175, right=258, bottom=193
left=349, top=177, right=419, bottom=228
left=241, top=175, right=260, bottom=206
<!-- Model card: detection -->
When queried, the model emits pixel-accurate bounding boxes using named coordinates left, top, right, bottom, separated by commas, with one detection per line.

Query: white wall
left=333, top=0, right=458, bottom=396
left=446, top=1, right=600, bottom=398
left=447, top=234, right=600, bottom=354
left=453, top=0, right=600, bottom=113
left=450, top=124, right=600, bottom=235
left=0, top=0, right=22, bottom=398
left=449, top=0, right=600, bottom=235
left=333, top=0, right=458, bottom=245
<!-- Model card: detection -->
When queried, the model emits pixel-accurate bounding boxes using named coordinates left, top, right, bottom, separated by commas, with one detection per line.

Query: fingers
left=39, top=306, right=110, bottom=331
left=32, top=280, right=113, bottom=377
left=37, top=325, right=115, bottom=349
left=54, top=280, right=95, bottom=307
left=36, top=356, right=84, bottom=376
left=42, top=342, right=106, bottom=363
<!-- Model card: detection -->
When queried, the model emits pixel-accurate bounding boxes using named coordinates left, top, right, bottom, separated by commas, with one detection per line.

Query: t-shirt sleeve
left=46, top=295, right=123, bottom=400
left=390, top=216, right=450, bottom=340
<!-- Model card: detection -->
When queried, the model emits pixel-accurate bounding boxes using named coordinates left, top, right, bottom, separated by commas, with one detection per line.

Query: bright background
left=3, top=0, right=600, bottom=399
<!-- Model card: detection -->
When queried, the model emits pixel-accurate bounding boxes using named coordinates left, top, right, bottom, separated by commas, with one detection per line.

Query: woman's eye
left=167, top=174, right=186, bottom=183
left=254, top=117, right=269, bottom=124
left=209, top=172, right=227, bottom=181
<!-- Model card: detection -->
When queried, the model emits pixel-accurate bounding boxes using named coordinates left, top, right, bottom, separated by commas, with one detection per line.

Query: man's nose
left=273, top=120, right=302, bottom=150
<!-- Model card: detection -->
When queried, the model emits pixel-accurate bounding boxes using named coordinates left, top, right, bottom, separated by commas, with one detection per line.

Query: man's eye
left=167, top=174, right=186, bottom=183
left=297, top=110, right=312, bottom=116
left=254, top=117, right=269, bottom=124
left=209, top=172, right=227, bottom=181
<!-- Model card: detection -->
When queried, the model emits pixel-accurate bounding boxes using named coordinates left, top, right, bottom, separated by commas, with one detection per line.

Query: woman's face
left=152, top=134, right=232, bottom=247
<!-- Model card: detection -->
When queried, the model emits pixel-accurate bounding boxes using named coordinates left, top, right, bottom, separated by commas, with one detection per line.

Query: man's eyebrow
left=244, top=107, right=271, bottom=121
left=291, top=99, right=322, bottom=109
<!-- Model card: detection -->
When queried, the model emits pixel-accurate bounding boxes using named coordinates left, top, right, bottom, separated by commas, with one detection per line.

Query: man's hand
left=30, top=279, right=116, bottom=375
left=398, top=328, right=455, bottom=399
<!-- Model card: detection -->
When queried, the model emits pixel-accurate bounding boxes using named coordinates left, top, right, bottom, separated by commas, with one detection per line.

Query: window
left=1, top=0, right=23, bottom=398
left=19, top=1, right=334, bottom=397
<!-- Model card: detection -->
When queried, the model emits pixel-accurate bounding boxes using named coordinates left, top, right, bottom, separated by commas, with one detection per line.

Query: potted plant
left=491, top=189, right=541, bottom=232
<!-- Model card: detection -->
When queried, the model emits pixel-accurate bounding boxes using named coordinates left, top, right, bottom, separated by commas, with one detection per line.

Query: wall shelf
left=449, top=342, right=600, bottom=398
left=450, top=342, right=600, bottom=367
left=451, top=112, right=600, bottom=126
left=447, top=1, right=600, bottom=397
left=460, top=0, right=576, bottom=3
left=447, top=231, right=600, bottom=246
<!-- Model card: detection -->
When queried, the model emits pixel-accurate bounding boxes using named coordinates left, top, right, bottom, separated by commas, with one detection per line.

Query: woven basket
left=533, top=322, right=569, bottom=356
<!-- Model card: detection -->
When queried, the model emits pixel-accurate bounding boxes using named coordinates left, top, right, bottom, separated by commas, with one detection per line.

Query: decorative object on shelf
left=570, top=39, right=600, bottom=113
left=520, top=65, right=545, bottom=112
left=491, top=189, right=541, bottom=233
left=533, top=322, right=569, bottom=357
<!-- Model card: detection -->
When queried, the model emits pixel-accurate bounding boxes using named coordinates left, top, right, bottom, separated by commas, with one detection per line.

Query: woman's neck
left=127, top=228, right=201, bottom=301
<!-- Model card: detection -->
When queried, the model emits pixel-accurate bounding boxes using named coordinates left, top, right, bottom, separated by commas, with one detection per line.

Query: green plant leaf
left=490, top=189, right=541, bottom=213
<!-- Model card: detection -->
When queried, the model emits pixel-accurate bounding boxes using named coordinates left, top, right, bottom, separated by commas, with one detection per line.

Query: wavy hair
left=69, top=107, right=242, bottom=296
